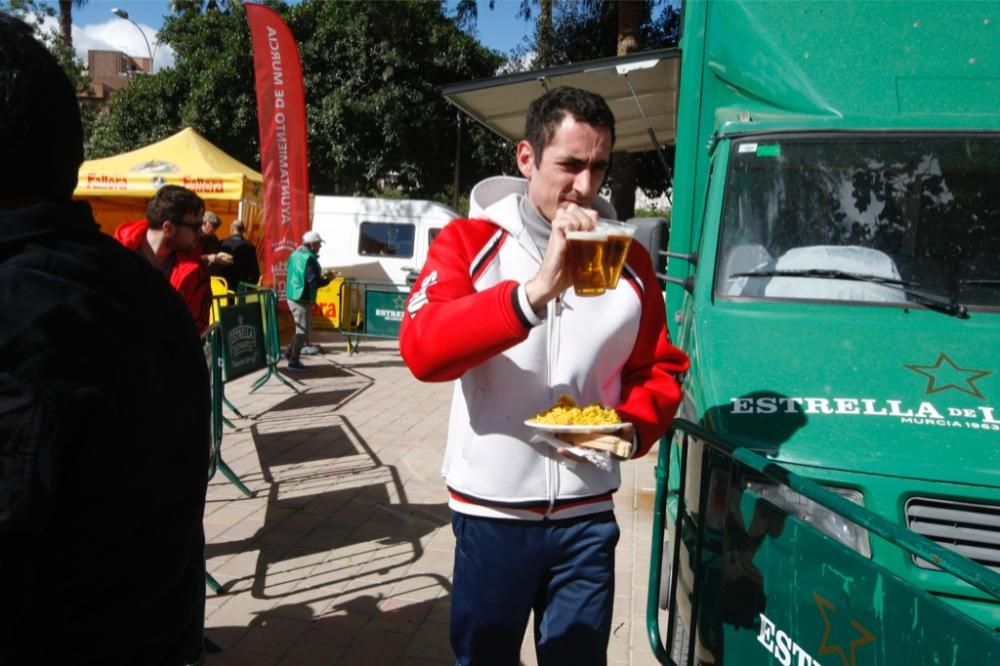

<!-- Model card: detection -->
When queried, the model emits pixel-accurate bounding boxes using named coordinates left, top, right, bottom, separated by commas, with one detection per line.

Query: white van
left=311, top=195, right=459, bottom=285
left=308, top=196, right=459, bottom=331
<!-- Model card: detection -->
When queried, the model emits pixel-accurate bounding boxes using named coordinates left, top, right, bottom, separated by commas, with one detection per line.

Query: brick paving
left=203, top=333, right=664, bottom=665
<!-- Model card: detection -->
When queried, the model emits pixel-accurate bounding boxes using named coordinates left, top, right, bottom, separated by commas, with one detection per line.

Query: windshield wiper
left=732, top=268, right=916, bottom=286
left=731, top=269, right=969, bottom=319
left=960, top=279, right=1000, bottom=286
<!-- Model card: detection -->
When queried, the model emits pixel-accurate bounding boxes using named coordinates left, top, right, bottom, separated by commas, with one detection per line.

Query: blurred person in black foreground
left=0, top=14, right=209, bottom=665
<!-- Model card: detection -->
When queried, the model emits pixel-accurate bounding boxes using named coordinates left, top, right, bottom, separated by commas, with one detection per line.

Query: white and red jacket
left=400, top=177, right=689, bottom=520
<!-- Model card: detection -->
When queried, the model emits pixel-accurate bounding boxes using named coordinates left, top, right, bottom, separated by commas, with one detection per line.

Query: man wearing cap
left=199, top=211, right=223, bottom=256
left=285, top=230, right=333, bottom=370
left=198, top=211, right=232, bottom=276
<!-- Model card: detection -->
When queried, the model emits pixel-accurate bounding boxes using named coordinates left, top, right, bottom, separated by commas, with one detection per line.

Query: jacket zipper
left=545, top=294, right=563, bottom=517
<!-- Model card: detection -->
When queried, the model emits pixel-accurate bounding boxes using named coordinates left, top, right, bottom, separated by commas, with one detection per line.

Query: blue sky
left=69, top=0, right=533, bottom=71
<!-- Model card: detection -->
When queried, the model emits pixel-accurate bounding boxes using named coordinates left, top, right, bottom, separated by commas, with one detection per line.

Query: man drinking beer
left=400, top=87, right=689, bottom=665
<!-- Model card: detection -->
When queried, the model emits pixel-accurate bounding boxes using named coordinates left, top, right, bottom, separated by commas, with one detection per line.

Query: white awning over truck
left=440, top=48, right=681, bottom=154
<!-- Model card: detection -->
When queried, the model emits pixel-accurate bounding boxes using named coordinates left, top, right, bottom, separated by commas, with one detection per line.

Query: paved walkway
left=203, top=333, right=664, bottom=665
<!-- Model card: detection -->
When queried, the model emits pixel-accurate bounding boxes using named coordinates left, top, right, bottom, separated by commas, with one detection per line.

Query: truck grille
left=906, top=497, right=1000, bottom=573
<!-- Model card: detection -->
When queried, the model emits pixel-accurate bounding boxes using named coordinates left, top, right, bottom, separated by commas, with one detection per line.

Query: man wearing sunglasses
left=114, top=185, right=211, bottom=332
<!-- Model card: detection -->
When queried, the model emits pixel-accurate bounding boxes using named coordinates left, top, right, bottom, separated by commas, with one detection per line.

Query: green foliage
left=492, top=0, right=681, bottom=205
left=451, top=193, right=471, bottom=216
left=87, top=0, right=257, bottom=163
left=546, top=0, right=679, bottom=64
left=290, top=0, right=509, bottom=196
left=85, top=68, right=193, bottom=156
left=543, top=0, right=680, bottom=64
left=157, top=0, right=258, bottom=162
left=1, top=0, right=54, bottom=23
left=2, top=0, right=97, bottom=143
left=85, top=0, right=513, bottom=201
left=542, top=0, right=617, bottom=65
left=633, top=144, right=676, bottom=200
left=635, top=207, right=671, bottom=222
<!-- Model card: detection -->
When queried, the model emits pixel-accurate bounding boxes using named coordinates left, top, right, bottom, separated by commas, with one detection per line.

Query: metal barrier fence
left=225, top=285, right=297, bottom=393
left=336, top=280, right=408, bottom=353
left=204, top=286, right=297, bottom=492
left=202, top=287, right=303, bottom=595
left=647, top=419, right=1000, bottom=665
left=201, top=322, right=253, bottom=499
left=201, top=323, right=250, bottom=595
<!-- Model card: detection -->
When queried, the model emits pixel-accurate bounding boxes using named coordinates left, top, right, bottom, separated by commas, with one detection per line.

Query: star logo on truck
left=814, top=592, right=876, bottom=666
left=904, top=353, right=991, bottom=400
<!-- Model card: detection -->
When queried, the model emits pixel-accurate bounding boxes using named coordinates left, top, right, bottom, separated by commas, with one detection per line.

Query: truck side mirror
left=625, top=216, right=671, bottom=276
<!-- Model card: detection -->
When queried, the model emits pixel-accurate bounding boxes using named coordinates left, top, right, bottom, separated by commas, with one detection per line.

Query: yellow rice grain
left=530, top=395, right=621, bottom=426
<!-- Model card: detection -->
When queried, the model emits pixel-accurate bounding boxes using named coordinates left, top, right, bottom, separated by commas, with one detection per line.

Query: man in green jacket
left=285, top=230, right=332, bottom=370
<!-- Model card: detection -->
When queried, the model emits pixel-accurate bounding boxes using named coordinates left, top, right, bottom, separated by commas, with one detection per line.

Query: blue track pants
left=450, top=511, right=619, bottom=665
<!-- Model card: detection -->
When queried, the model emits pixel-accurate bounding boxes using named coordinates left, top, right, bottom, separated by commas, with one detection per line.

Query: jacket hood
left=113, top=219, right=202, bottom=263
left=468, top=176, right=618, bottom=236
left=113, top=219, right=149, bottom=250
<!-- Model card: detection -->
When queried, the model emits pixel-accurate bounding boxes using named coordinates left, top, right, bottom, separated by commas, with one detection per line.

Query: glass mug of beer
left=599, top=220, right=636, bottom=289
left=565, top=220, right=635, bottom=296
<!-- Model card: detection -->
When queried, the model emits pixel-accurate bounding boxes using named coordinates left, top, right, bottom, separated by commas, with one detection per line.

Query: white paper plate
left=523, top=420, right=623, bottom=434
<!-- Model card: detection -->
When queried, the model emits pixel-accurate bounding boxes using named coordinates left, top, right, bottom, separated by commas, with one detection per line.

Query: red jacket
left=114, top=220, right=210, bottom=332
left=400, top=177, right=690, bottom=520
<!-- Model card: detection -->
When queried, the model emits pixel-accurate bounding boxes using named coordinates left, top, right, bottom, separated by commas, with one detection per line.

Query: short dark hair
left=523, top=87, right=616, bottom=165
left=145, top=185, right=205, bottom=230
left=203, top=211, right=221, bottom=229
left=0, top=14, right=84, bottom=204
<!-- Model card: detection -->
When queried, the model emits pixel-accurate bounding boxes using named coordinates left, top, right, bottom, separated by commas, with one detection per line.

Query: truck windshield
left=717, top=135, right=1000, bottom=310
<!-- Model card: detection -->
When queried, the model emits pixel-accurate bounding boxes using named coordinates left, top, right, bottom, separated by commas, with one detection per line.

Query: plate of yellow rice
left=524, top=395, right=624, bottom=433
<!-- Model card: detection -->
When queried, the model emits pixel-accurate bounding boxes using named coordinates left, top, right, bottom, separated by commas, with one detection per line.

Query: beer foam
left=597, top=221, right=636, bottom=237
left=566, top=230, right=608, bottom=240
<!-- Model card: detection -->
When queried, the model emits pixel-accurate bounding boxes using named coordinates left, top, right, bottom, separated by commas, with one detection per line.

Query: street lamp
left=111, top=8, right=154, bottom=73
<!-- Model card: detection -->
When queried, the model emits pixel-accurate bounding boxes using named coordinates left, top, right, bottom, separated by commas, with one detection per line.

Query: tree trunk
left=617, top=0, right=643, bottom=55
left=609, top=0, right=644, bottom=220
left=537, top=0, right=554, bottom=67
left=59, top=0, right=73, bottom=48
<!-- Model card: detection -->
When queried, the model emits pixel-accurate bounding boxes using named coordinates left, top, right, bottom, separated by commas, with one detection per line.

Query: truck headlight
left=745, top=482, right=871, bottom=558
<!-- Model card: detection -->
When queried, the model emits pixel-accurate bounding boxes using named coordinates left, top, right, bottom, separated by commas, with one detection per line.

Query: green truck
left=441, top=2, right=1000, bottom=661
left=656, top=1, right=1000, bottom=663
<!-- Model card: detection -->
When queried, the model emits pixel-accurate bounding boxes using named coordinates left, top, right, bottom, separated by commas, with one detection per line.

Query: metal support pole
left=623, top=73, right=673, bottom=206
left=111, top=8, right=155, bottom=72
left=452, top=112, right=463, bottom=212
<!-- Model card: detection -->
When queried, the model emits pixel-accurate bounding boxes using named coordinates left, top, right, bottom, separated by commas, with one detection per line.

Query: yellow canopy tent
left=74, top=127, right=264, bottom=240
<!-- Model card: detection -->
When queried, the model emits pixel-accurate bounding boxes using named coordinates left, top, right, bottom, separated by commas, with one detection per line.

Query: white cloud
left=34, top=15, right=175, bottom=72
left=75, top=19, right=176, bottom=72
left=496, top=50, right=535, bottom=75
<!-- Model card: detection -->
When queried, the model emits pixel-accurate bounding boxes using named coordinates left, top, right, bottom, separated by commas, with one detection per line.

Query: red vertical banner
left=246, top=2, right=310, bottom=301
